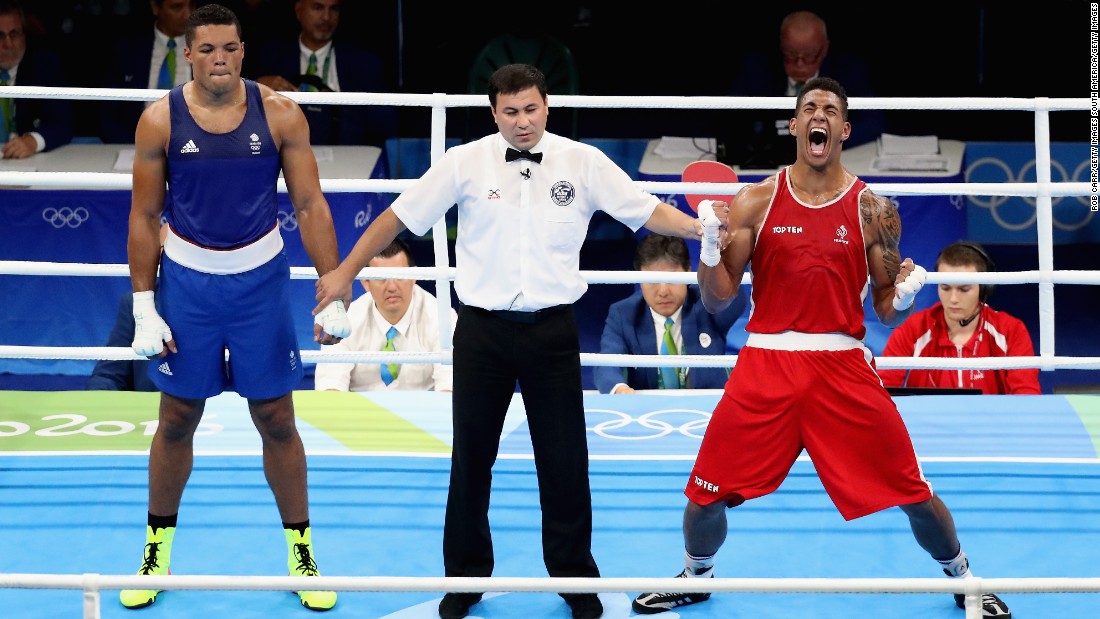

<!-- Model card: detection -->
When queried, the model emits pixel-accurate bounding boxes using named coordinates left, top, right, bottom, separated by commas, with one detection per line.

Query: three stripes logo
left=180, top=139, right=200, bottom=154
left=158, top=362, right=173, bottom=376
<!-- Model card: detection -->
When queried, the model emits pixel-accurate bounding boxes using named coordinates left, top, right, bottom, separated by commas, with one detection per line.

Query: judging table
left=0, top=144, right=391, bottom=376
left=638, top=138, right=968, bottom=354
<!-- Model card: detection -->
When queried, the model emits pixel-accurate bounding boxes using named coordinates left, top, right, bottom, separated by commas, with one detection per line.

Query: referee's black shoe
left=438, top=592, right=482, bottom=619
left=563, top=592, right=603, bottom=619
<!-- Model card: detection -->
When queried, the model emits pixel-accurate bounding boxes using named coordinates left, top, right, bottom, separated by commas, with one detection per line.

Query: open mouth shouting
left=808, top=127, right=828, bottom=156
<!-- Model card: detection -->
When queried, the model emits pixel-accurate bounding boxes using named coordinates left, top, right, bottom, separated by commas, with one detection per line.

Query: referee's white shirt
left=313, top=285, right=456, bottom=391
left=391, top=132, right=659, bottom=311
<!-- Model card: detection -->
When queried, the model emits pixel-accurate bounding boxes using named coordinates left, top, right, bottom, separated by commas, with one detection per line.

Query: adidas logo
left=158, top=362, right=173, bottom=376
left=180, top=139, right=200, bottom=154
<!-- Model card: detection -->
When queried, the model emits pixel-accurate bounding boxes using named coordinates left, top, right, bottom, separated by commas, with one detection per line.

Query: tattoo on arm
left=860, top=196, right=873, bottom=226
left=863, top=192, right=902, bottom=280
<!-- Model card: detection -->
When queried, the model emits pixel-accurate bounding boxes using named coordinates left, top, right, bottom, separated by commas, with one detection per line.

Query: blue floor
left=0, top=456, right=1097, bottom=618
left=0, top=393, right=1098, bottom=617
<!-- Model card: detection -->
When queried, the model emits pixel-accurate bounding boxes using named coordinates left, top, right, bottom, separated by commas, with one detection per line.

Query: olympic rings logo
left=586, top=408, right=711, bottom=440
left=277, top=210, right=299, bottom=232
left=964, top=155, right=1095, bottom=232
left=41, top=207, right=90, bottom=228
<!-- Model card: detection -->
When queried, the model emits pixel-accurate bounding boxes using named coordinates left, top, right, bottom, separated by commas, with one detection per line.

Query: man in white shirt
left=314, top=238, right=455, bottom=391
left=314, top=64, right=723, bottom=619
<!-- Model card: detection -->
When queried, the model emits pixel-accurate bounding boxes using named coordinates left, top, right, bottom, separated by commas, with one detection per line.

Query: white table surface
left=638, top=138, right=965, bottom=179
left=0, top=143, right=381, bottom=183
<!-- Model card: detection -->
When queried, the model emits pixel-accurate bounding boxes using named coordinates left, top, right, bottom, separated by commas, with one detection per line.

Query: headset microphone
left=958, top=305, right=982, bottom=328
left=520, top=168, right=531, bottom=180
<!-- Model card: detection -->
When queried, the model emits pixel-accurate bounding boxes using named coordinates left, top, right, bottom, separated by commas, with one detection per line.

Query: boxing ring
left=1, top=85, right=1099, bottom=618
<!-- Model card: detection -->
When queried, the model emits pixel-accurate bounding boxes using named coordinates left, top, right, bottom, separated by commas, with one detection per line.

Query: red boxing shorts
left=686, top=345, right=933, bottom=520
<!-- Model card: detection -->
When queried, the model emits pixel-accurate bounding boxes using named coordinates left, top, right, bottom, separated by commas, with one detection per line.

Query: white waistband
left=163, top=225, right=283, bottom=275
left=746, top=332, right=866, bottom=351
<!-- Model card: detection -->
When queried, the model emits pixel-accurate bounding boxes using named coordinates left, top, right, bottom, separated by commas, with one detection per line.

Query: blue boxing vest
left=165, top=79, right=281, bottom=249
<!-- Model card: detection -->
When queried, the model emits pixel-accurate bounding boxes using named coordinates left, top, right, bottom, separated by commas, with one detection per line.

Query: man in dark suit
left=246, top=0, right=396, bottom=147
left=0, top=0, right=72, bottom=158
left=719, top=10, right=886, bottom=169
left=99, top=0, right=194, bottom=144
left=594, top=234, right=747, bottom=394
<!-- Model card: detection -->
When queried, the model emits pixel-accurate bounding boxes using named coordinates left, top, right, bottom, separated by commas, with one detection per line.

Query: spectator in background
left=219, top=0, right=296, bottom=52
left=314, top=238, right=457, bottom=392
left=718, top=10, right=886, bottom=169
left=594, top=234, right=745, bottom=394
left=0, top=0, right=72, bottom=158
left=100, top=0, right=194, bottom=144
left=879, top=241, right=1042, bottom=394
left=247, top=0, right=397, bottom=147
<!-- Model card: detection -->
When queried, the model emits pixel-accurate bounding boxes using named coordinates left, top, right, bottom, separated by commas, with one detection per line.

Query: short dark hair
left=633, top=234, right=690, bottom=272
left=795, top=76, right=848, bottom=120
left=488, top=64, right=547, bottom=108
left=936, top=240, right=996, bottom=302
left=935, top=241, right=994, bottom=272
left=185, top=3, right=241, bottom=48
left=0, top=1, right=25, bottom=24
left=376, top=237, right=415, bottom=267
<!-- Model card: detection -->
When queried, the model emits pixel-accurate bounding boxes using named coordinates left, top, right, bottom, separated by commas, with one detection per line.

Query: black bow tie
left=505, top=148, right=543, bottom=164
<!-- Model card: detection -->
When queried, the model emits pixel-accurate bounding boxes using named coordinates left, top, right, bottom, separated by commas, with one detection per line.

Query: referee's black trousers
left=444, top=305, right=600, bottom=580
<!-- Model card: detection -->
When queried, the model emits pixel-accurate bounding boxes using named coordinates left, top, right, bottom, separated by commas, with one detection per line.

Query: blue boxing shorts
left=147, top=252, right=304, bottom=400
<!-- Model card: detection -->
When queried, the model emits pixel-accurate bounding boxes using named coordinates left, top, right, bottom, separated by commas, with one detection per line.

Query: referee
left=315, top=64, right=714, bottom=619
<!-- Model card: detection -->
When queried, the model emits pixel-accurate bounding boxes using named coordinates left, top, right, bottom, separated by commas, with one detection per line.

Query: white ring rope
left=0, top=171, right=1089, bottom=198
left=0, top=85, right=1089, bottom=112
left=2, top=573, right=1088, bottom=619
left=1, top=259, right=1097, bottom=369
left=1, top=86, right=1097, bottom=615
left=2, top=345, right=1099, bottom=372
left=6, top=262, right=1100, bottom=286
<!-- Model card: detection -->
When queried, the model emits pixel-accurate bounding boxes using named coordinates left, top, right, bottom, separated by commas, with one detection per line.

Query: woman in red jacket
left=879, top=241, right=1041, bottom=394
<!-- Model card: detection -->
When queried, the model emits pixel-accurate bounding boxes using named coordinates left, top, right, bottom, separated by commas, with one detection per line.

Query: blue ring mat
left=0, top=392, right=1098, bottom=618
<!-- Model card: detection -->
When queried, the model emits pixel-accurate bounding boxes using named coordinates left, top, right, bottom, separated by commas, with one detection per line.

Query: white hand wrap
left=131, top=291, right=172, bottom=357
left=892, top=264, right=928, bottom=311
left=697, top=200, right=722, bottom=267
left=314, top=299, right=351, bottom=339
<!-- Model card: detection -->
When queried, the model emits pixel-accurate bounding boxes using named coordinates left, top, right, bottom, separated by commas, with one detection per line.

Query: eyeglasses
left=0, top=30, right=24, bottom=44
left=782, top=49, right=823, bottom=64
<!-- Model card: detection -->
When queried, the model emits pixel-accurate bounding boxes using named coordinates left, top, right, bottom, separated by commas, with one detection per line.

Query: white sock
left=684, top=551, right=714, bottom=577
left=937, top=549, right=972, bottom=578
